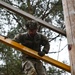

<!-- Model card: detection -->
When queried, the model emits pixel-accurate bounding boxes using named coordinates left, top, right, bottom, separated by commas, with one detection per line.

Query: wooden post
left=62, top=0, right=75, bottom=75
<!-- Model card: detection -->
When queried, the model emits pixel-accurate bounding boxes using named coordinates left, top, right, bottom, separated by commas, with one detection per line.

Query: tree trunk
left=62, top=0, right=75, bottom=75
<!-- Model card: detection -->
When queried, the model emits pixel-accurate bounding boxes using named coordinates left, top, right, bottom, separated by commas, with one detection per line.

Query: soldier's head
left=25, top=20, right=39, bottom=37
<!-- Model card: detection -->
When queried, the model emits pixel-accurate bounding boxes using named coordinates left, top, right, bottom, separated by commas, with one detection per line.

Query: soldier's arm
left=41, top=34, right=50, bottom=54
left=13, top=34, right=22, bottom=43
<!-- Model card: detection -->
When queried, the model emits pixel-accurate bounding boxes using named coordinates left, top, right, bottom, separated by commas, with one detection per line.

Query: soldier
left=14, top=20, right=50, bottom=75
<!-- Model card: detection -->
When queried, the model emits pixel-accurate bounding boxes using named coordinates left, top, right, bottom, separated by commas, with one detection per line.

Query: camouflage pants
left=22, top=59, right=47, bottom=75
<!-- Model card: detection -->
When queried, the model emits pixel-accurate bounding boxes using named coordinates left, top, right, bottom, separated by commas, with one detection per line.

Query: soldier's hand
left=38, top=51, right=45, bottom=56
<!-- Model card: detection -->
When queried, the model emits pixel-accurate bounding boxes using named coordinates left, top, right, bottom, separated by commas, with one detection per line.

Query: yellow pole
left=0, top=35, right=71, bottom=72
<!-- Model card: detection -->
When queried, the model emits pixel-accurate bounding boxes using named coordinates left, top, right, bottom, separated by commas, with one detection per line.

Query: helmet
left=25, top=20, right=39, bottom=30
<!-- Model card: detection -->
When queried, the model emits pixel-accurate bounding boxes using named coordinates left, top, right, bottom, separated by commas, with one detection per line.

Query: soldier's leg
left=22, top=60, right=37, bottom=75
left=35, top=60, right=47, bottom=75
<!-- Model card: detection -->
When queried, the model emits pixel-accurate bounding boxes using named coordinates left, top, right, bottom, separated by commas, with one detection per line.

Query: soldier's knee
left=22, top=60, right=37, bottom=75
left=28, top=68, right=37, bottom=75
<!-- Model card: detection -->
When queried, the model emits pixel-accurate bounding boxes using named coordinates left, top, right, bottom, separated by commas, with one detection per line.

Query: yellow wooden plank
left=0, top=35, right=70, bottom=72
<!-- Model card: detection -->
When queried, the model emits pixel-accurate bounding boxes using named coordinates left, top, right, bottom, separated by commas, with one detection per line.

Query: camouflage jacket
left=14, top=32, right=50, bottom=59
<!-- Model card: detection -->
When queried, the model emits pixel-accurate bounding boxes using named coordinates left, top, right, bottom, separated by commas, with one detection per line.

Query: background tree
left=0, top=0, right=69, bottom=75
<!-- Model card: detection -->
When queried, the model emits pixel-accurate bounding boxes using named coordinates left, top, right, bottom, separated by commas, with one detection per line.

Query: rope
left=49, top=44, right=67, bottom=54
left=57, top=38, right=61, bottom=60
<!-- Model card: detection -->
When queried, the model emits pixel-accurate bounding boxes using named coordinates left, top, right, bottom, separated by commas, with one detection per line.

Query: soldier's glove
left=43, top=49, right=48, bottom=54
left=38, top=51, right=45, bottom=57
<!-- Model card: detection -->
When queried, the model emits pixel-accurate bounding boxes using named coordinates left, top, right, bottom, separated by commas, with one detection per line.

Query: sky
left=49, top=37, right=70, bottom=64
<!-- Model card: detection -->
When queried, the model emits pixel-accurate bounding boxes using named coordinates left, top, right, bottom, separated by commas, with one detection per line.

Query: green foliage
left=0, top=42, right=22, bottom=75
left=47, top=66, right=65, bottom=75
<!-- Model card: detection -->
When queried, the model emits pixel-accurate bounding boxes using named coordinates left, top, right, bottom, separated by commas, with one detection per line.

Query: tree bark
left=62, top=0, right=75, bottom=75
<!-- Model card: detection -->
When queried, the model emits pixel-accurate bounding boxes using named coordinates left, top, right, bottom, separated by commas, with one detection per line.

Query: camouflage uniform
left=14, top=31, right=50, bottom=75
